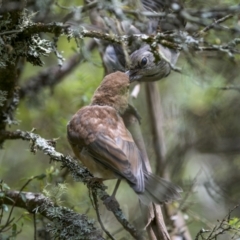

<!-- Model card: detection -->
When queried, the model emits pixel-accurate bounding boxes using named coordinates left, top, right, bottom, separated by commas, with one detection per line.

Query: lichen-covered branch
left=0, top=190, right=104, bottom=240
left=2, top=18, right=239, bottom=65
left=0, top=129, right=142, bottom=239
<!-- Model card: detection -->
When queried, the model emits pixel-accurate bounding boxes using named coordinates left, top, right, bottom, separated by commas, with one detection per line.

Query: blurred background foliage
left=1, top=0, right=240, bottom=239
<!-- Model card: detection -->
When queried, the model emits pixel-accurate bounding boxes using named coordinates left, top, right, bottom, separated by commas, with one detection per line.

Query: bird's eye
left=140, top=57, right=148, bottom=67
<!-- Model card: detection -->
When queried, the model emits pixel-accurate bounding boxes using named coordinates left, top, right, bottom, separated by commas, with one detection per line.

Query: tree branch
left=6, top=20, right=238, bottom=57
left=195, top=14, right=234, bottom=37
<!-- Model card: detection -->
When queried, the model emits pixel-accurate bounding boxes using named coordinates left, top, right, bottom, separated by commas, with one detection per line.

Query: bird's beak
left=125, top=70, right=137, bottom=83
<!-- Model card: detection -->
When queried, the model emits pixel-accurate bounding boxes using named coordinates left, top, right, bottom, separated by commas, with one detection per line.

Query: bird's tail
left=137, top=172, right=182, bottom=205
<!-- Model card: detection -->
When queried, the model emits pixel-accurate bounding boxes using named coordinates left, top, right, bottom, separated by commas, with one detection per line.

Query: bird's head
left=126, top=45, right=178, bottom=82
left=91, top=71, right=130, bottom=114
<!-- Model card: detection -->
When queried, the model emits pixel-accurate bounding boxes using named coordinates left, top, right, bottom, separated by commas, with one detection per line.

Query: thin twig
left=92, top=190, right=116, bottom=240
left=195, top=14, right=233, bottom=37
left=0, top=176, right=38, bottom=232
left=215, top=85, right=240, bottom=92
left=178, top=170, right=201, bottom=211
left=33, top=213, right=37, bottom=240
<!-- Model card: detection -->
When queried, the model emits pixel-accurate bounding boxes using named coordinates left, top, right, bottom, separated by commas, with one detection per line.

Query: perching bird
left=126, top=44, right=179, bottom=82
left=99, top=0, right=185, bottom=82
left=67, top=71, right=181, bottom=205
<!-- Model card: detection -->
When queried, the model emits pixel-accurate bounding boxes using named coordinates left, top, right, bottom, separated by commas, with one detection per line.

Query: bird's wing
left=88, top=134, right=145, bottom=192
left=88, top=135, right=138, bottom=182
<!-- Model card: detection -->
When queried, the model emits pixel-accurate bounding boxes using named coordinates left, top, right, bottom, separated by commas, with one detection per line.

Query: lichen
left=0, top=90, right=7, bottom=107
left=0, top=9, right=53, bottom=68
left=44, top=206, right=100, bottom=240
left=3, top=87, right=20, bottom=126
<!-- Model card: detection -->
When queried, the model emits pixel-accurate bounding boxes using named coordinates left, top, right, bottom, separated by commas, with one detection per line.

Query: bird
left=99, top=0, right=185, bottom=82
left=67, top=71, right=181, bottom=205
left=126, top=44, right=179, bottom=82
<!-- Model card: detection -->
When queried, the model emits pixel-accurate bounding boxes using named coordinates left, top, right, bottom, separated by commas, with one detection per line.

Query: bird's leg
left=111, top=179, right=121, bottom=198
left=103, top=179, right=121, bottom=211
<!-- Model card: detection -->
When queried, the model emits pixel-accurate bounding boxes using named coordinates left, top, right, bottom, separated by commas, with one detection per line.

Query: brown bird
left=67, top=71, right=181, bottom=205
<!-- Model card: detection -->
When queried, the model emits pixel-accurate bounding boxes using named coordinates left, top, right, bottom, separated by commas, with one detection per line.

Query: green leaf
left=229, top=217, right=240, bottom=228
